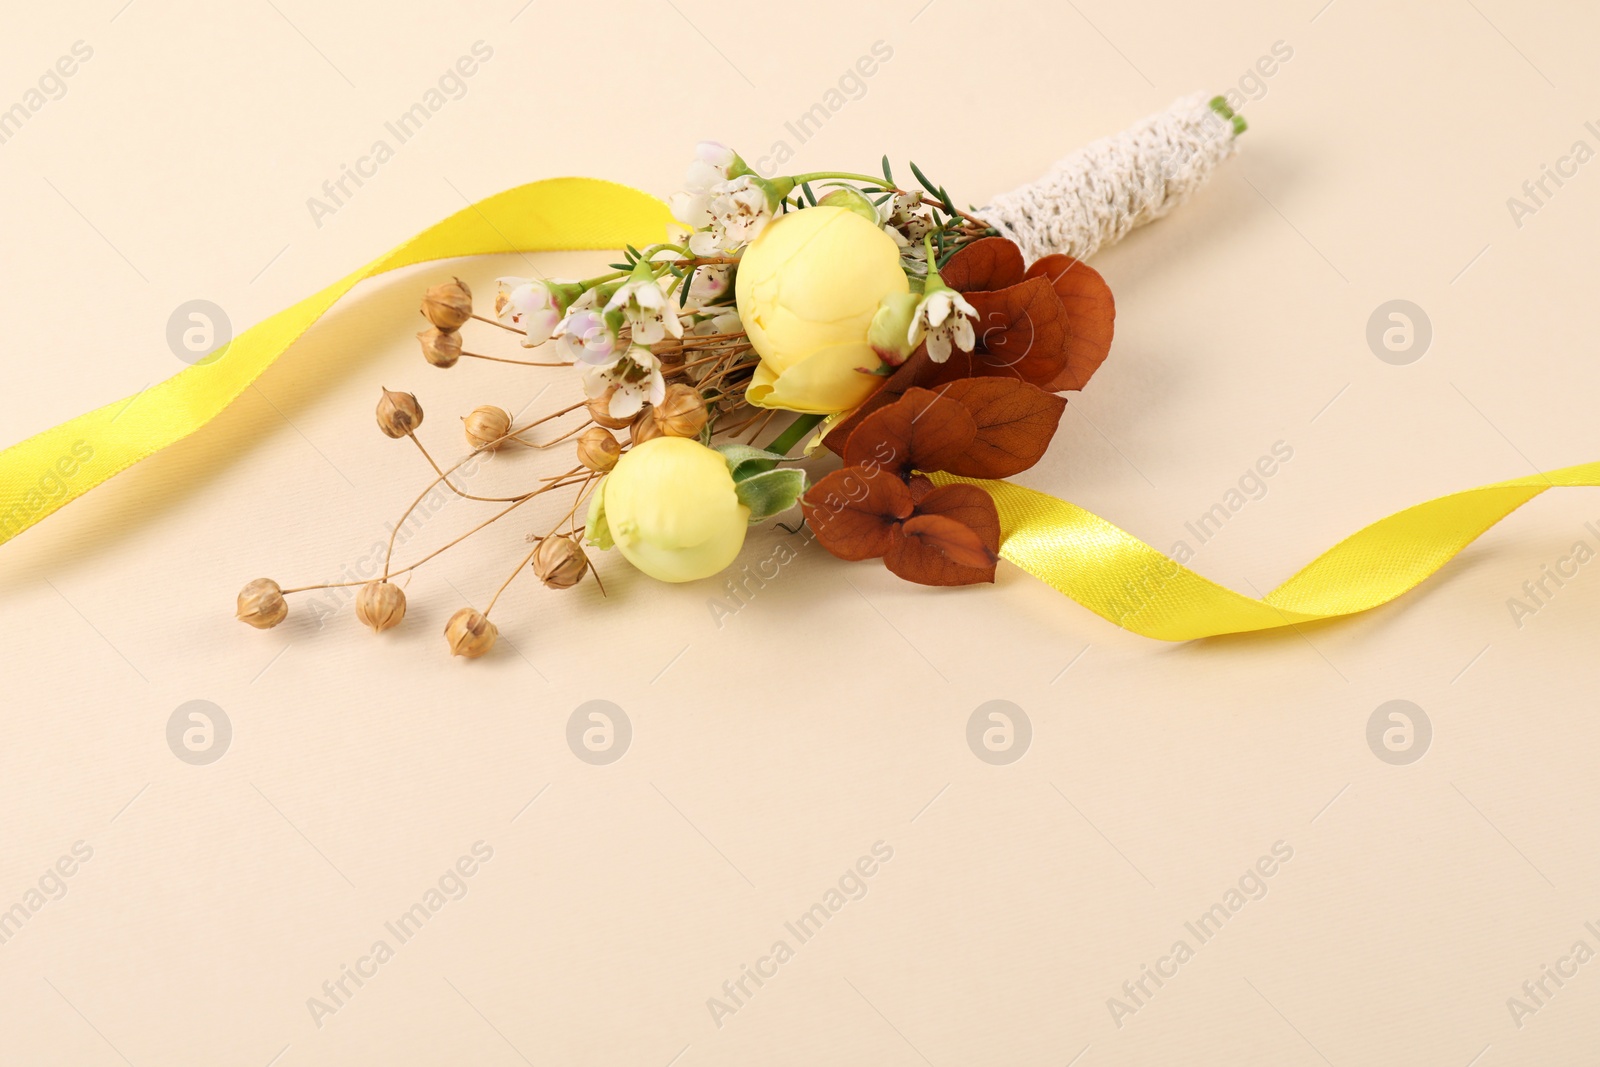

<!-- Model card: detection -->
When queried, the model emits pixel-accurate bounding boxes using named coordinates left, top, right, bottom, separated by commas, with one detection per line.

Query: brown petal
left=1024, top=255, right=1115, bottom=391
left=940, top=236, right=1026, bottom=293
left=801, top=466, right=913, bottom=561
left=882, top=483, right=1001, bottom=586
left=844, top=387, right=977, bottom=476
left=915, top=482, right=1001, bottom=554
left=887, top=278, right=1071, bottom=393
left=936, top=377, right=1067, bottom=479
left=822, top=388, right=897, bottom=456
left=964, top=277, right=1071, bottom=388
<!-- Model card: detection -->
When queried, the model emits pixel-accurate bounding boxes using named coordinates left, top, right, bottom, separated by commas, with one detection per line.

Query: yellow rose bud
left=602, top=437, right=749, bottom=583
left=736, top=206, right=909, bottom=414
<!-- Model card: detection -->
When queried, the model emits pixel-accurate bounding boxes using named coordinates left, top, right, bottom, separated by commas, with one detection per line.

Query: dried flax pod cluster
left=237, top=269, right=784, bottom=658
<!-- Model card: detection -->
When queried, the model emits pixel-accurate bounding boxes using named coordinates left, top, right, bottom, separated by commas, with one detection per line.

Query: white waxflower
left=582, top=345, right=666, bottom=419
left=495, top=277, right=567, bottom=346
left=910, top=288, right=978, bottom=364
left=880, top=190, right=924, bottom=226
left=668, top=141, right=738, bottom=229
left=552, top=307, right=620, bottom=366
left=689, top=175, right=774, bottom=256
left=605, top=272, right=685, bottom=346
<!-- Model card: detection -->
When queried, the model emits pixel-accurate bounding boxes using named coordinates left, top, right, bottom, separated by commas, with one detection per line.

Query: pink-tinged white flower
left=688, top=175, right=775, bottom=256
left=686, top=264, right=731, bottom=307
left=910, top=288, right=978, bottom=363
left=552, top=308, right=620, bottom=366
left=689, top=308, right=742, bottom=337
left=668, top=142, right=739, bottom=229
left=604, top=273, right=685, bottom=346
left=496, top=277, right=567, bottom=346
left=582, top=345, right=665, bottom=419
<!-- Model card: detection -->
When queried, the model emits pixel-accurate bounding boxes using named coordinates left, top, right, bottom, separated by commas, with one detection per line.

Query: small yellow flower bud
left=655, top=383, right=708, bottom=438
left=463, top=405, right=513, bottom=450
left=236, top=578, right=287, bottom=629
left=444, top=607, right=498, bottom=658
left=533, top=536, right=590, bottom=589
left=422, top=276, right=472, bottom=330
left=376, top=388, right=424, bottom=438
left=602, top=437, right=750, bottom=583
left=587, top=388, right=634, bottom=430
left=630, top=407, right=664, bottom=446
left=417, top=326, right=462, bottom=368
left=576, top=426, right=621, bottom=472
left=355, top=581, right=406, bottom=633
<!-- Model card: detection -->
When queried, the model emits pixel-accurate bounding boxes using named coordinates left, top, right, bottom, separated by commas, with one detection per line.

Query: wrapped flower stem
left=978, top=92, right=1245, bottom=263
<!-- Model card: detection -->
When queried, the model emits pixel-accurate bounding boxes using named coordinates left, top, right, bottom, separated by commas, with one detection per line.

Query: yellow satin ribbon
left=0, top=178, right=1587, bottom=641
left=958, top=464, right=1596, bottom=640
left=0, top=178, right=673, bottom=550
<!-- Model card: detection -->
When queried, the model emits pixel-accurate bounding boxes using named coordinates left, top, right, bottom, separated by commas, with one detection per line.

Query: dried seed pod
left=630, top=407, right=663, bottom=446
left=417, top=326, right=462, bottom=368
left=355, top=581, right=406, bottom=633
left=655, top=383, right=707, bottom=438
left=532, top=536, right=590, bottom=589
left=236, top=578, right=287, bottom=629
left=463, top=405, right=513, bottom=450
left=586, top=388, right=634, bottom=430
left=376, top=388, right=424, bottom=438
left=444, top=607, right=497, bottom=659
left=576, top=426, right=621, bottom=472
left=422, top=276, right=472, bottom=330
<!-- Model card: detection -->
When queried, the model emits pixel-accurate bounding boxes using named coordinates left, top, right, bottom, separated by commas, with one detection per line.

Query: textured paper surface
left=2, top=2, right=1598, bottom=1063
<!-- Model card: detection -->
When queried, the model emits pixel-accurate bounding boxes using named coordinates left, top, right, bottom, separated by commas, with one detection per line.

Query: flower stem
left=763, top=412, right=826, bottom=458
left=790, top=171, right=892, bottom=188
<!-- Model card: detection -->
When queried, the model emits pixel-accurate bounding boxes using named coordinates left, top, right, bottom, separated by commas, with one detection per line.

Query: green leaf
left=584, top=477, right=614, bottom=550
left=714, top=443, right=789, bottom=480
left=881, top=154, right=894, bottom=184
left=801, top=181, right=817, bottom=206
left=734, top=468, right=807, bottom=524
left=909, top=159, right=940, bottom=198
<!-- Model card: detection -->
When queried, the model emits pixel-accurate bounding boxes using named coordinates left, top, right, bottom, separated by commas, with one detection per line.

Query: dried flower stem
left=382, top=450, right=583, bottom=577
left=485, top=473, right=596, bottom=615
left=743, top=408, right=778, bottom=444
left=462, top=351, right=576, bottom=368
left=471, top=312, right=525, bottom=335
left=275, top=473, right=584, bottom=597
left=407, top=434, right=529, bottom=503
left=529, top=419, right=594, bottom=449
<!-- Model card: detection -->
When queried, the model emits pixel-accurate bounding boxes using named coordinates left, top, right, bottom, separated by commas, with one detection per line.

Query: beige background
left=3, top=0, right=1600, bottom=1062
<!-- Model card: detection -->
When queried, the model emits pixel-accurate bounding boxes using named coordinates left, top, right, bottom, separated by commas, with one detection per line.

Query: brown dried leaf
left=915, top=483, right=1001, bottom=553
left=801, top=466, right=914, bottom=561
left=844, top=388, right=977, bottom=475
left=822, top=388, right=896, bottom=456
left=1024, top=255, right=1115, bottom=391
left=940, top=236, right=1026, bottom=293
left=883, top=484, right=1001, bottom=586
left=936, top=377, right=1067, bottom=478
left=888, top=277, right=1070, bottom=393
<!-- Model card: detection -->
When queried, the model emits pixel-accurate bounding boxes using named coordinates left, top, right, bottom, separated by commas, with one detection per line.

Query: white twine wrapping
left=976, top=92, right=1241, bottom=264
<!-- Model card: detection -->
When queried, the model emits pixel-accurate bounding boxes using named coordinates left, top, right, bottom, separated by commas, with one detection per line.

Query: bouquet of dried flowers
left=237, top=95, right=1243, bottom=657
